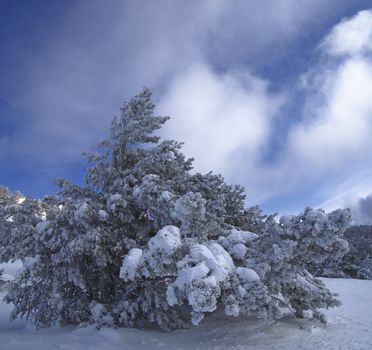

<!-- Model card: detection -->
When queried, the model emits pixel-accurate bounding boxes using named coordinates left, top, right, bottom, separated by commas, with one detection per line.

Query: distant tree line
left=309, top=225, right=372, bottom=280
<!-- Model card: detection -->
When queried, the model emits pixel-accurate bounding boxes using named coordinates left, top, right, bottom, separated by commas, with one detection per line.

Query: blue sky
left=1, top=0, right=372, bottom=221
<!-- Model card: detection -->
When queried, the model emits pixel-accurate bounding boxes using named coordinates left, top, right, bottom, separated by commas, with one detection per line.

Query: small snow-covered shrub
left=1, top=89, right=351, bottom=330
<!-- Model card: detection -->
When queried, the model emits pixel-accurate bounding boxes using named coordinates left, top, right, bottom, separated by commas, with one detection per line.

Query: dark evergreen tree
left=342, top=225, right=372, bottom=279
left=309, top=225, right=372, bottom=280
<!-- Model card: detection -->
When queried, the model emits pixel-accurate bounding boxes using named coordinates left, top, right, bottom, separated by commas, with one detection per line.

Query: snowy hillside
left=1, top=263, right=371, bottom=350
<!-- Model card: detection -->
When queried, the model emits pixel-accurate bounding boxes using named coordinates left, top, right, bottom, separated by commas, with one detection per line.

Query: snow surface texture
left=1, top=263, right=371, bottom=349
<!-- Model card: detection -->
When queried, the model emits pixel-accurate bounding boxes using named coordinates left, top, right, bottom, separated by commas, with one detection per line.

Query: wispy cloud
left=249, top=10, right=372, bottom=208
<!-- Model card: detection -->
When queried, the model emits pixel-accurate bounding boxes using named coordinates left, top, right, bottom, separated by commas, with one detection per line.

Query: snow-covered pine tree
left=3, top=88, right=351, bottom=330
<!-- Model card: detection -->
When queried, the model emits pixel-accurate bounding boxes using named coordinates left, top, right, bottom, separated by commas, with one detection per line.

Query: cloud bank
left=302, top=10, right=372, bottom=212
left=352, top=193, right=372, bottom=224
left=2, top=1, right=372, bottom=215
left=1, top=0, right=342, bottom=165
left=157, top=9, right=372, bottom=210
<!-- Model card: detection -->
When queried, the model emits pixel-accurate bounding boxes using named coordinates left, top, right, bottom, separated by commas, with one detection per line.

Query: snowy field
left=1, top=263, right=371, bottom=350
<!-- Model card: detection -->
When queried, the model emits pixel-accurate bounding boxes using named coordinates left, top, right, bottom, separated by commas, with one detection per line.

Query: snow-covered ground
left=1, top=262, right=371, bottom=349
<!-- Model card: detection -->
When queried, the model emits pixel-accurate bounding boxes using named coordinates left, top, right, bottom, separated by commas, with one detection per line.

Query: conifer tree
left=2, top=88, right=351, bottom=330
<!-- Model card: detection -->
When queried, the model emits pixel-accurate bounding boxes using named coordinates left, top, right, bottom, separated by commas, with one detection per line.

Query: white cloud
left=2, top=0, right=342, bottom=170
left=320, top=10, right=372, bottom=57
left=287, top=10, right=372, bottom=210
left=158, top=63, right=283, bottom=179
left=4, top=0, right=371, bottom=213
left=218, top=9, right=372, bottom=207
left=288, top=58, right=372, bottom=178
